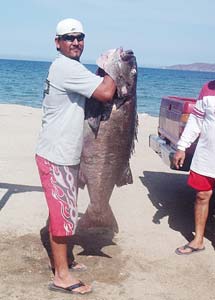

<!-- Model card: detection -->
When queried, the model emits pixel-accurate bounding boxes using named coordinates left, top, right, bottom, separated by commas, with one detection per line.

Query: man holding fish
left=35, top=18, right=116, bottom=295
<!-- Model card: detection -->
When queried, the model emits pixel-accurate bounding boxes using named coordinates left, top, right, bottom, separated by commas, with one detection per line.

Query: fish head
left=116, top=48, right=137, bottom=98
left=97, top=48, right=137, bottom=99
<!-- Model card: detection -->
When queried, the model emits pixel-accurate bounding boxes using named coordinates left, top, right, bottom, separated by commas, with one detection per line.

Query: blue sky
left=1, top=0, right=215, bottom=67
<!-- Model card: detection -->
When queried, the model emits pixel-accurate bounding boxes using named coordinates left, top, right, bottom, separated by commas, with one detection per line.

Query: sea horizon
left=1, top=58, right=215, bottom=117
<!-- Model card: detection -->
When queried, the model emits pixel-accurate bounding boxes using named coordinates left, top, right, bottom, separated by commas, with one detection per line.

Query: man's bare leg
left=50, top=233, right=91, bottom=293
left=192, top=190, right=213, bottom=247
left=176, top=190, right=212, bottom=254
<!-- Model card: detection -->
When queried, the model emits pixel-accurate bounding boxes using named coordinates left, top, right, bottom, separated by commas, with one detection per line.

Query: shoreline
left=0, top=102, right=158, bottom=118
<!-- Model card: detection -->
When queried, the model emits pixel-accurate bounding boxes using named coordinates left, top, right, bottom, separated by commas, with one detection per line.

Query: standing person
left=35, top=18, right=116, bottom=294
left=173, top=80, right=215, bottom=255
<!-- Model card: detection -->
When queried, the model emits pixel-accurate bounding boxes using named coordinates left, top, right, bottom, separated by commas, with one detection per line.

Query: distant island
left=163, top=63, right=215, bottom=73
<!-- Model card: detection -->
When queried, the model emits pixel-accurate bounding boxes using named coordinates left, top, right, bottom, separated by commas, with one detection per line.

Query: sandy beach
left=1, top=103, right=215, bottom=300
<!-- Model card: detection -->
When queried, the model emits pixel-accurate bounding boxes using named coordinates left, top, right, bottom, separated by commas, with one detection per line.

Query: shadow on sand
left=0, top=182, right=116, bottom=268
left=140, top=171, right=215, bottom=248
left=40, top=216, right=116, bottom=266
left=0, top=182, right=43, bottom=211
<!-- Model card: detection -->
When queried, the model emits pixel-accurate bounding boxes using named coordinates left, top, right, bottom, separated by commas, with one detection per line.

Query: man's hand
left=173, top=149, right=186, bottom=169
left=96, top=49, right=120, bottom=82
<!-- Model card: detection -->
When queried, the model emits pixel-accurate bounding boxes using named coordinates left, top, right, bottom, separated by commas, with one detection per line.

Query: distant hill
left=164, top=63, right=215, bottom=72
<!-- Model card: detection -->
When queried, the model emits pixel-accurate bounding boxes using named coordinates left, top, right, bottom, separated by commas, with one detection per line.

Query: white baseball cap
left=56, top=18, right=84, bottom=36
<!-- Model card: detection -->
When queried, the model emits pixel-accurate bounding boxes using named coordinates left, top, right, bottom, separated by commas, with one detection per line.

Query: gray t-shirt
left=36, top=54, right=102, bottom=165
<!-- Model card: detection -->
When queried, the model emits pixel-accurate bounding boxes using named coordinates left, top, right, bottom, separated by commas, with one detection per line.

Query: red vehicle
left=149, top=96, right=197, bottom=171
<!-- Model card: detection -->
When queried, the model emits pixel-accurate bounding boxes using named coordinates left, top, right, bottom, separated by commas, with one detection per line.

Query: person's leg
left=50, top=234, right=91, bottom=293
left=192, top=190, right=213, bottom=247
left=36, top=155, right=91, bottom=293
left=176, top=190, right=212, bottom=254
left=41, top=221, right=86, bottom=273
left=175, top=170, right=215, bottom=255
left=50, top=235, right=71, bottom=285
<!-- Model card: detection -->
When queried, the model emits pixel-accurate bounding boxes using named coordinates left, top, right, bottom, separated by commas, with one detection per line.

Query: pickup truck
left=149, top=96, right=197, bottom=171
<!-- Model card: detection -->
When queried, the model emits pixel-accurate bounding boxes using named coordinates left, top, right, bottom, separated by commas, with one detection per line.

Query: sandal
left=48, top=280, right=92, bottom=294
left=175, top=243, right=205, bottom=255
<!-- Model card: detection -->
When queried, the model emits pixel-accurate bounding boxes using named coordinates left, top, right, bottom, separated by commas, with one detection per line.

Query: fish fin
left=116, top=165, right=133, bottom=187
left=87, top=117, right=101, bottom=136
left=78, top=168, right=86, bottom=189
left=85, top=98, right=103, bottom=135
left=78, top=205, right=119, bottom=233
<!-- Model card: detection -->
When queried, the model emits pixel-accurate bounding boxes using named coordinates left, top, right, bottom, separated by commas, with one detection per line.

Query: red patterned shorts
left=36, top=155, right=79, bottom=236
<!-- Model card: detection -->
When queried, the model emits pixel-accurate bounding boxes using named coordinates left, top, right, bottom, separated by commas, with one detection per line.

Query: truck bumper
left=149, top=134, right=191, bottom=171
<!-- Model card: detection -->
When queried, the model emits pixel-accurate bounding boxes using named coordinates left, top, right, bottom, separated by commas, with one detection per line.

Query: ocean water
left=0, top=58, right=215, bottom=117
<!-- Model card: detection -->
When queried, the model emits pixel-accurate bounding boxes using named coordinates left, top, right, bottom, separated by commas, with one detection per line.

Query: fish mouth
left=120, top=49, right=134, bottom=61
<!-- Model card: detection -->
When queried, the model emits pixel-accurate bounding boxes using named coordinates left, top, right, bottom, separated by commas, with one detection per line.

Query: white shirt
left=177, top=81, right=215, bottom=178
left=36, top=54, right=103, bottom=165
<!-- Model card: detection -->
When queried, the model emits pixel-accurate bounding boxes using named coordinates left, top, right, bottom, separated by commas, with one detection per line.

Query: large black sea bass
left=78, top=48, right=138, bottom=233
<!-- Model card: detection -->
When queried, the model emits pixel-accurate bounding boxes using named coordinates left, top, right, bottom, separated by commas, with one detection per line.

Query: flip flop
left=50, top=261, right=87, bottom=274
left=175, top=243, right=205, bottom=255
left=48, top=281, right=92, bottom=294
left=69, top=261, right=87, bottom=271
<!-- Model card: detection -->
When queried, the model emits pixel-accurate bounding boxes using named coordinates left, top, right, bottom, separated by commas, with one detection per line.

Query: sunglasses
left=60, top=33, right=85, bottom=42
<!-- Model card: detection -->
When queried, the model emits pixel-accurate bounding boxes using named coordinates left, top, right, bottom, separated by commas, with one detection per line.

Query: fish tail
left=78, top=204, right=119, bottom=233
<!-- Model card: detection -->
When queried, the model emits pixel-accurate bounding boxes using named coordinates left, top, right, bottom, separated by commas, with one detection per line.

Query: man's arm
left=173, top=91, right=205, bottom=169
left=92, top=75, right=116, bottom=102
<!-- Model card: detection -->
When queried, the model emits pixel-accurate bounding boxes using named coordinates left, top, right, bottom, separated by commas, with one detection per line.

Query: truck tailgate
left=149, top=96, right=197, bottom=171
left=159, top=96, right=196, bottom=146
